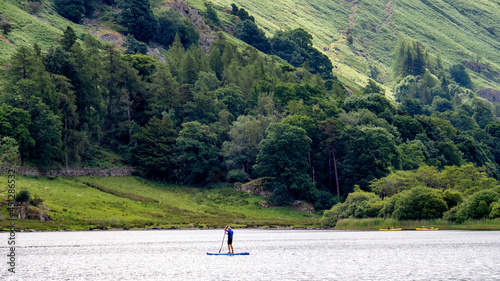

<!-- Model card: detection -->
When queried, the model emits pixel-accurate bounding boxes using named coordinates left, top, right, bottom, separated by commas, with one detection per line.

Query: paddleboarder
left=224, top=225, right=234, bottom=254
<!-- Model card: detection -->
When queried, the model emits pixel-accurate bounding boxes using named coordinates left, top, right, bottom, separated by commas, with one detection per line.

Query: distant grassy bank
left=0, top=176, right=319, bottom=231
left=334, top=218, right=500, bottom=231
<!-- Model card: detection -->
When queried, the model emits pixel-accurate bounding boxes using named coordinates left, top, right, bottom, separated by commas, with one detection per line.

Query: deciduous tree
left=254, top=122, right=315, bottom=203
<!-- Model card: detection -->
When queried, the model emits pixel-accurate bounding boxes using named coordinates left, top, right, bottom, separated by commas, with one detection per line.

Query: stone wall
left=16, top=167, right=134, bottom=177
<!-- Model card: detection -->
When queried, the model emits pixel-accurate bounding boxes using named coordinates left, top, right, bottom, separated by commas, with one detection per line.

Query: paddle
left=218, top=231, right=226, bottom=253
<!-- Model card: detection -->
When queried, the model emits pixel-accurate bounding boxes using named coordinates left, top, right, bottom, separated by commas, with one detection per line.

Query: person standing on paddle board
left=224, top=225, right=234, bottom=253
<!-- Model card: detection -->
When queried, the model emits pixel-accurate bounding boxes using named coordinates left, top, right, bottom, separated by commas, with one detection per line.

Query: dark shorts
left=227, top=237, right=233, bottom=245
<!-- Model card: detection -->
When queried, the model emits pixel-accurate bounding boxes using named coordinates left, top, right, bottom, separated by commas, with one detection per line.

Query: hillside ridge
left=201, top=0, right=500, bottom=91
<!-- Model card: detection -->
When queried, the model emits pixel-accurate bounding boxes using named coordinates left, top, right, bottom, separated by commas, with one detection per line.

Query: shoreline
left=2, top=176, right=499, bottom=233
left=3, top=224, right=500, bottom=232
left=1, top=225, right=327, bottom=233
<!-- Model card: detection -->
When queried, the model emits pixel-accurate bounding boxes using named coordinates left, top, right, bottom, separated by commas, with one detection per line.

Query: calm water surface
left=1, top=229, right=499, bottom=280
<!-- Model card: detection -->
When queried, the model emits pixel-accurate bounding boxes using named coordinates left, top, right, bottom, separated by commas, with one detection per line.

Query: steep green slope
left=198, top=0, right=500, bottom=90
left=0, top=1, right=88, bottom=65
left=2, top=0, right=497, bottom=91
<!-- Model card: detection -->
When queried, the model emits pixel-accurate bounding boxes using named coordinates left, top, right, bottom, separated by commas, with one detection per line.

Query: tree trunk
left=328, top=147, right=333, bottom=193
left=308, top=152, right=313, bottom=182
left=64, top=117, right=68, bottom=169
left=333, top=147, right=340, bottom=197
left=312, top=165, right=315, bottom=183
left=127, top=107, right=132, bottom=144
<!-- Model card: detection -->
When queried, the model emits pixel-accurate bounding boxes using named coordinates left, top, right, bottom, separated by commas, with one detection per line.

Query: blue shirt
left=226, top=229, right=233, bottom=239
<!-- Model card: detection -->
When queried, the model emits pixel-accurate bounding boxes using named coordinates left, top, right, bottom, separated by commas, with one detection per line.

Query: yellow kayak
left=379, top=227, right=402, bottom=231
left=415, top=227, right=438, bottom=230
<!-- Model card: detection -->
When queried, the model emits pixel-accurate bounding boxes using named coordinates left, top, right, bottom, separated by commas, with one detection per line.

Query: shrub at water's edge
left=321, top=164, right=500, bottom=229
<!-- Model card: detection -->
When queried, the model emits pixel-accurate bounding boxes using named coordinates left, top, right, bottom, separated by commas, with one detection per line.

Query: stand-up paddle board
left=207, top=252, right=249, bottom=256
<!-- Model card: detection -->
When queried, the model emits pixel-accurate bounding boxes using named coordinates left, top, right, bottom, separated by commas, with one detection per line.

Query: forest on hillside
left=0, top=0, right=500, bottom=221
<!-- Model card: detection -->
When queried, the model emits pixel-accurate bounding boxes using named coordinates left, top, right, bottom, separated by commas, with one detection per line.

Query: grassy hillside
left=198, top=0, right=500, bottom=90
left=2, top=0, right=498, bottom=92
left=0, top=0, right=89, bottom=65
left=0, top=176, right=319, bottom=230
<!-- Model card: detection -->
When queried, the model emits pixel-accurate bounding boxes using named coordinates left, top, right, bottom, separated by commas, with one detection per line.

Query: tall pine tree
left=120, top=0, right=158, bottom=42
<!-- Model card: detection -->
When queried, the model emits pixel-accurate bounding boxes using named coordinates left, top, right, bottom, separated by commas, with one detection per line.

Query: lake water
left=1, top=229, right=500, bottom=280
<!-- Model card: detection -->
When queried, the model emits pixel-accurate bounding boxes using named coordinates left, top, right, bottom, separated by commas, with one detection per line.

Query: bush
left=0, top=22, right=12, bottom=35
left=312, top=189, right=334, bottom=210
left=443, top=205, right=462, bottom=222
left=321, top=188, right=382, bottom=222
left=28, top=1, right=42, bottom=14
left=156, top=10, right=198, bottom=48
left=347, top=34, right=353, bottom=45
left=236, top=20, right=271, bottom=53
left=457, top=189, right=499, bottom=220
left=15, top=189, right=31, bottom=203
left=226, top=169, right=249, bottom=183
left=490, top=200, right=500, bottom=219
left=270, top=182, right=292, bottom=206
left=54, top=0, right=85, bottom=23
left=343, top=190, right=382, bottom=218
left=203, top=2, right=219, bottom=26
left=392, top=186, right=448, bottom=220
left=443, top=190, right=463, bottom=209
left=379, top=196, right=398, bottom=218
left=123, top=34, right=148, bottom=55
left=30, top=195, right=44, bottom=207
left=449, top=63, right=472, bottom=89
left=321, top=203, right=343, bottom=227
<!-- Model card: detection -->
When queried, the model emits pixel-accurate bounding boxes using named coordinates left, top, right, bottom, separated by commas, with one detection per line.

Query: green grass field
left=0, top=176, right=319, bottom=230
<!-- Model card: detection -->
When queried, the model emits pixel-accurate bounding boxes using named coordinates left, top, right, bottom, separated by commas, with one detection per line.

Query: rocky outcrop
left=16, top=167, right=133, bottom=177
left=147, top=47, right=166, bottom=63
left=14, top=205, right=52, bottom=221
left=99, top=33, right=120, bottom=43
left=292, top=200, right=315, bottom=213
left=235, top=178, right=316, bottom=212
left=167, top=0, right=206, bottom=30
left=234, top=177, right=274, bottom=199
left=477, top=88, right=500, bottom=103
left=0, top=14, right=7, bottom=23
left=165, top=0, right=216, bottom=52
left=222, top=25, right=237, bottom=36
left=259, top=201, right=270, bottom=208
